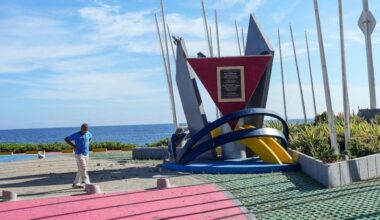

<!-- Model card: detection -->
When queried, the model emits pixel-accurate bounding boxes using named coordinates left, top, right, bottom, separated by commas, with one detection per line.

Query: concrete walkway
left=0, top=153, right=202, bottom=200
left=0, top=184, right=252, bottom=220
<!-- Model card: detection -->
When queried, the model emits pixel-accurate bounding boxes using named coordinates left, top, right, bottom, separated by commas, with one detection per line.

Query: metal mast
left=278, top=28, right=288, bottom=122
left=160, top=0, right=178, bottom=129
left=313, top=0, right=339, bottom=154
left=290, top=24, right=307, bottom=124
left=235, top=20, right=242, bottom=56
left=338, top=0, right=350, bottom=150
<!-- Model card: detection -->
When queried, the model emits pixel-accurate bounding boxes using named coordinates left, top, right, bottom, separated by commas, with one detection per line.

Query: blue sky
left=0, top=0, right=379, bottom=129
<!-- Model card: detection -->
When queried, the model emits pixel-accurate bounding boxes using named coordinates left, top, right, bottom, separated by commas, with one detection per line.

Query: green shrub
left=0, top=141, right=138, bottom=153
left=371, top=114, right=380, bottom=125
left=146, top=138, right=169, bottom=147
left=290, top=111, right=380, bottom=163
left=264, top=120, right=283, bottom=131
left=93, top=142, right=137, bottom=150
left=348, top=136, right=380, bottom=158
left=314, top=112, right=328, bottom=125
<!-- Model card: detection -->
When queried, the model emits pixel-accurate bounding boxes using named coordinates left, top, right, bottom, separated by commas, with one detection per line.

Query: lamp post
left=358, top=0, right=377, bottom=109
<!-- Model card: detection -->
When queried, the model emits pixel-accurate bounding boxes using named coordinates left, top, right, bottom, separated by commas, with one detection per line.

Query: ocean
left=0, top=119, right=312, bottom=145
left=0, top=124, right=176, bottom=145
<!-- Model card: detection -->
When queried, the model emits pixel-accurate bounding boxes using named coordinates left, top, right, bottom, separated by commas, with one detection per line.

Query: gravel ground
left=0, top=152, right=203, bottom=200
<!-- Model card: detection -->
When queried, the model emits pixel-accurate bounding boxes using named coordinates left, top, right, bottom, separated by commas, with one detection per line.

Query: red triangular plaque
left=188, top=55, right=271, bottom=128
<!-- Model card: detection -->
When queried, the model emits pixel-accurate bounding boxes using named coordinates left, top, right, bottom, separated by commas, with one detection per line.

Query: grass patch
left=266, top=112, right=380, bottom=163
left=0, top=137, right=169, bottom=153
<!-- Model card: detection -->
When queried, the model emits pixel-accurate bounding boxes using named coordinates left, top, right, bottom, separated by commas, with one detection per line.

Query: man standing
left=65, top=123, right=93, bottom=188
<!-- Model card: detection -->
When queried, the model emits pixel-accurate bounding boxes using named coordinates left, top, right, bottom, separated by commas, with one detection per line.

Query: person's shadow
left=0, top=165, right=191, bottom=198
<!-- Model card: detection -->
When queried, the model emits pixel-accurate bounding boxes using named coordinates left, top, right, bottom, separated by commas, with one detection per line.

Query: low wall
left=132, top=147, right=168, bottom=160
left=288, top=149, right=380, bottom=188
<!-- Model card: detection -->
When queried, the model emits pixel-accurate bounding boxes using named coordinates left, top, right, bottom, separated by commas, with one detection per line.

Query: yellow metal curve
left=238, top=125, right=293, bottom=164
left=239, top=137, right=283, bottom=164
left=211, top=127, right=222, bottom=157
left=210, top=125, right=293, bottom=164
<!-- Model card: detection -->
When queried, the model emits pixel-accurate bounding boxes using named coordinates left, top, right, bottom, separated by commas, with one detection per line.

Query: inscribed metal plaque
left=217, top=66, right=245, bottom=102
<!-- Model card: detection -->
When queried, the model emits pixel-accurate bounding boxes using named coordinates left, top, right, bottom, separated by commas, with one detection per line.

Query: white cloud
left=0, top=78, right=36, bottom=87
left=0, top=16, right=70, bottom=41
left=241, top=0, right=266, bottom=16
left=267, top=83, right=376, bottom=119
left=24, top=69, right=166, bottom=101
left=209, top=0, right=264, bottom=13
left=272, top=1, right=299, bottom=24
left=78, top=6, right=155, bottom=40
left=0, top=44, right=99, bottom=74
left=0, top=1, right=249, bottom=114
left=274, top=38, right=318, bottom=61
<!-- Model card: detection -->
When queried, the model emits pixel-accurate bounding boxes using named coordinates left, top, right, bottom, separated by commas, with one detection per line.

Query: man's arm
left=64, top=137, right=76, bottom=150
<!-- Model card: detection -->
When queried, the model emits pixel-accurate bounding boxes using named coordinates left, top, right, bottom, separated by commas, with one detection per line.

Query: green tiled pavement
left=201, top=172, right=380, bottom=220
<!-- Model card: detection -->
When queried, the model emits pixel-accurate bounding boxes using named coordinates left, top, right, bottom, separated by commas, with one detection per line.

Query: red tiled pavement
left=0, top=184, right=252, bottom=220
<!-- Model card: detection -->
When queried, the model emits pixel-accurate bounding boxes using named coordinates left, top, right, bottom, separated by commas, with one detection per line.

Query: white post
left=235, top=20, right=242, bottom=56
left=278, top=28, right=288, bottom=122
left=313, top=0, right=340, bottom=154
left=241, top=27, right=246, bottom=52
left=305, top=31, right=318, bottom=117
left=167, top=24, right=176, bottom=62
left=214, top=9, right=221, bottom=118
left=155, top=14, right=174, bottom=127
left=201, top=0, right=213, bottom=57
left=289, top=24, right=307, bottom=124
left=209, top=26, right=213, bottom=56
left=160, top=0, right=178, bottom=129
left=209, top=24, right=219, bottom=119
left=214, top=9, right=221, bottom=57
left=358, top=0, right=376, bottom=109
left=338, top=0, right=350, bottom=150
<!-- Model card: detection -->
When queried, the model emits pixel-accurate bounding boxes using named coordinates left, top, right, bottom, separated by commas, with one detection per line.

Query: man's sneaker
left=72, top=184, right=84, bottom=189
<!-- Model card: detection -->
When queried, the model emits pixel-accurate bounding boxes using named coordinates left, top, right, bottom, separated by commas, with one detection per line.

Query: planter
left=92, top=148, right=107, bottom=153
left=288, top=149, right=380, bottom=188
left=25, top=151, right=44, bottom=154
left=0, top=152, right=13, bottom=155
left=62, top=149, right=73, bottom=154
left=132, top=147, right=168, bottom=160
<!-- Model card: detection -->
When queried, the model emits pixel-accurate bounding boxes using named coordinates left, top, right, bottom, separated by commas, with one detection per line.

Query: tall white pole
left=278, top=28, right=288, bottom=122
left=289, top=24, right=307, bottom=124
left=214, top=9, right=221, bottom=57
left=167, top=24, right=176, bottom=62
left=358, top=0, right=376, bottom=109
left=338, top=0, right=350, bottom=150
left=201, top=0, right=213, bottom=57
left=235, top=20, right=242, bottom=56
left=214, top=9, right=221, bottom=119
left=209, top=26, right=213, bottom=56
left=241, top=27, right=246, bottom=52
left=161, top=0, right=178, bottom=129
left=155, top=14, right=177, bottom=129
left=208, top=24, right=219, bottom=119
left=305, top=31, right=318, bottom=117
left=201, top=1, right=218, bottom=119
left=313, top=0, right=339, bottom=154
left=155, top=14, right=168, bottom=79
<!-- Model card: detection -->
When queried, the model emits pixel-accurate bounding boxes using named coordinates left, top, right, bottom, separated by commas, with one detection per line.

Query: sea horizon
left=0, top=119, right=313, bottom=145
left=0, top=118, right=313, bottom=131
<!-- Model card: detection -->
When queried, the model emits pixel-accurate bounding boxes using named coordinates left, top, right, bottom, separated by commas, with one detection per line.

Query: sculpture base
left=163, top=157, right=299, bottom=174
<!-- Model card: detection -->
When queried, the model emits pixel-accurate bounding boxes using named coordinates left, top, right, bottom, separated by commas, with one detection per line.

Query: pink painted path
left=0, top=184, right=252, bottom=220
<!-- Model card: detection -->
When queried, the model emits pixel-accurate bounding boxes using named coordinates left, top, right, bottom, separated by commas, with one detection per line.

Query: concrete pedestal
left=221, top=124, right=247, bottom=159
